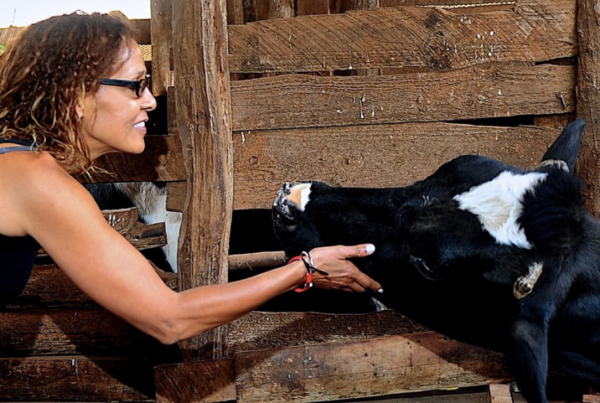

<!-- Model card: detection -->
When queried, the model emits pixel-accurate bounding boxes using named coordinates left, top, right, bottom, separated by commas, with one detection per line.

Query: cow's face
left=272, top=119, right=585, bottom=293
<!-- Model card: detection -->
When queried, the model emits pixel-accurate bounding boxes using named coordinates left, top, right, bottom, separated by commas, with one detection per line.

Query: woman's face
left=80, top=40, right=157, bottom=160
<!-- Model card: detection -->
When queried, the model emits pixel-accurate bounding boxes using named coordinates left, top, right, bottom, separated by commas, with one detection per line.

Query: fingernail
left=365, top=244, right=375, bottom=254
left=377, top=288, right=384, bottom=293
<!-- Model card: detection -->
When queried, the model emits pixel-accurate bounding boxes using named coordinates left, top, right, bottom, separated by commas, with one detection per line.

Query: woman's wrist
left=287, top=251, right=328, bottom=292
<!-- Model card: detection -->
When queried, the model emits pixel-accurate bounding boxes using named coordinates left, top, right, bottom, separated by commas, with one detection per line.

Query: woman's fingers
left=310, top=244, right=383, bottom=293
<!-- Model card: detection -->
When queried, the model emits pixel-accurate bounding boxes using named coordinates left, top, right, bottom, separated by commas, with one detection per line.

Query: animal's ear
left=541, top=118, right=585, bottom=173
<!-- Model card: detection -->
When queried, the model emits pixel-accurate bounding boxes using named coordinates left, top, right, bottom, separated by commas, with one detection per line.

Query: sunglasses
left=97, top=74, right=151, bottom=98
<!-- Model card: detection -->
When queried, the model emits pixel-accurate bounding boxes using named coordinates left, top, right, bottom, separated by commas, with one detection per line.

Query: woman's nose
left=142, top=88, right=157, bottom=111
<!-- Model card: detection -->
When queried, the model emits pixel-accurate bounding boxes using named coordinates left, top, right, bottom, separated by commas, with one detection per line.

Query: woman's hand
left=307, top=244, right=383, bottom=293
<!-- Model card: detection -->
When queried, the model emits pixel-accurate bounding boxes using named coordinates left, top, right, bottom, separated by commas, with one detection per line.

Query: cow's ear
left=541, top=118, right=585, bottom=173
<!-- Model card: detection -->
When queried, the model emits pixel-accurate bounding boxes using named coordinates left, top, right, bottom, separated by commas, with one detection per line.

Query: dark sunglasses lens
left=137, top=77, right=150, bottom=97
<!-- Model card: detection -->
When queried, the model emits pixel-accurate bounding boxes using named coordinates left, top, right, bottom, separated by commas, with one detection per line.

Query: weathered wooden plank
left=0, top=308, right=163, bottom=357
left=227, top=311, right=428, bottom=353
left=130, top=18, right=152, bottom=45
left=381, top=0, right=515, bottom=13
left=227, top=0, right=245, bottom=24
left=8, top=264, right=177, bottom=309
left=268, top=0, right=295, bottom=18
left=0, top=26, right=20, bottom=45
left=231, top=63, right=574, bottom=131
left=166, top=181, right=186, bottom=212
left=173, top=0, right=233, bottom=359
left=296, top=0, right=330, bottom=16
left=576, top=0, right=600, bottom=217
left=151, top=0, right=173, bottom=95
left=87, top=135, right=186, bottom=183
left=0, top=19, right=151, bottom=45
left=232, top=123, right=561, bottom=210
left=235, top=332, right=511, bottom=403
left=155, top=359, right=236, bottom=403
left=0, top=356, right=155, bottom=401
left=228, top=0, right=576, bottom=73
left=490, top=384, right=513, bottom=403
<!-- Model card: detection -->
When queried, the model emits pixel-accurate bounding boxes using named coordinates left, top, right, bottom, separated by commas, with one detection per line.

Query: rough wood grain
left=87, top=135, right=186, bottom=183
left=296, top=0, right=331, bottom=16
left=0, top=20, right=150, bottom=45
left=8, top=264, right=177, bottom=309
left=576, top=0, right=600, bottom=217
left=228, top=0, right=576, bottom=73
left=166, top=181, right=186, bottom=212
left=0, top=356, right=155, bottom=401
left=235, top=332, right=511, bottom=403
left=151, top=0, right=174, bottom=95
left=227, top=310, right=428, bottom=353
left=490, top=384, right=513, bottom=403
left=231, top=63, right=574, bottom=132
left=155, top=359, right=236, bottom=403
left=173, top=0, right=233, bottom=359
left=232, top=123, right=561, bottom=210
left=0, top=308, right=166, bottom=357
left=381, top=0, right=515, bottom=14
left=0, top=26, right=20, bottom=45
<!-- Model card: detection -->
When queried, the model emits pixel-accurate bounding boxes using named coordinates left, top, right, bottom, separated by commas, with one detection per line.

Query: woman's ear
left=76, top=102, right=84, bottom=120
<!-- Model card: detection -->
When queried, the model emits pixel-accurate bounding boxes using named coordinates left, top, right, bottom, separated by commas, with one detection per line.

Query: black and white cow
left=272, top=119, right=600, bottom=403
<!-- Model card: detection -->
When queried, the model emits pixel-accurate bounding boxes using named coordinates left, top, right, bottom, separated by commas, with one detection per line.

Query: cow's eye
left=410, top=255, right=440, bottom=282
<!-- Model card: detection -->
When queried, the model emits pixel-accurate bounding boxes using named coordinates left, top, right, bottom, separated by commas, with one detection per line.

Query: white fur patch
left=453, top=171, right=547, bottom=249
left=288, top=183, right=312, bottom=211
left=116, top=182, right=181, bottom=272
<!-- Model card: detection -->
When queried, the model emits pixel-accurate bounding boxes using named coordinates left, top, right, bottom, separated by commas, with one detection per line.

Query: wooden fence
left=0, top=0, right=598, bottom=402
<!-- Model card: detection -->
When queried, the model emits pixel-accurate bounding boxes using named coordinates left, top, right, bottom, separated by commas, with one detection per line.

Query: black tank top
left=0, top=138, right=39, bottom=308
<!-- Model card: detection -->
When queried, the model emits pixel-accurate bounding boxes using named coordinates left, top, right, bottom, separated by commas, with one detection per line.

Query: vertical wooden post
left=151, top=0, right=173, bottom=96
left=172, top=0, right=233, bottom=359
left=577, top=0, right=600, bottom=216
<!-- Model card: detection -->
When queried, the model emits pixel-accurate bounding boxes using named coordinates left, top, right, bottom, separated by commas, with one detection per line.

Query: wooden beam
left=151, top=0, right=173, bottom=95
left=155, top=359, right=236, bottom=403
left=0, top=20, right=151, bottom=45
left=576, top=0, right=600, bottom=217
left=172, top=0, right=233, bottom=359
left=0, top=356, right=154, bottom=401
left=235, top=332, right=511, bottom=403
left=0, top=26, right=20, bottom=45
left=227, top=311, right=428, bottom=353
left=489, top=384, right=513, bottom=403
left=87, top=135, right=186, bottom=183
left=0, top=308, right=168, bottom=357
left=230, top=63, right=575, bottom=132
left=228, top=0, right=576, bottom=73
left=232, top=123, right=561, bottom=210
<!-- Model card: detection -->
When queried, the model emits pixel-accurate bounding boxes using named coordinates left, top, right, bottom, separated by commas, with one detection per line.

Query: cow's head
left=272, top=119, right=586, bottom=337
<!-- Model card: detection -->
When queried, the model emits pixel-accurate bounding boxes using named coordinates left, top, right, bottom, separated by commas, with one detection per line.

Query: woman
left=0, top=12, right=382, bottom=344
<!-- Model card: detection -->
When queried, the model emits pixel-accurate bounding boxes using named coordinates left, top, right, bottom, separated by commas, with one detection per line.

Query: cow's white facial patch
left=288, top=183, right=312, bottom=211
left=453, top=171, right=547, bottom=249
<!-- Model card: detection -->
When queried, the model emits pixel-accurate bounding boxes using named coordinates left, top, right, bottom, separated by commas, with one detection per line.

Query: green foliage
left=0, top=44, right=4, bottom=54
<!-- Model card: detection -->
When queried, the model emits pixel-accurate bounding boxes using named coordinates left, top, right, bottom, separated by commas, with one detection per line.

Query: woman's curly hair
left=0, top=12, right=133, bottom=175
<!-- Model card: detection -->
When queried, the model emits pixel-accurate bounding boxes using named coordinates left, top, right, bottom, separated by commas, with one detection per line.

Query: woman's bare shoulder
left=0, top=151, right=97, bottom=236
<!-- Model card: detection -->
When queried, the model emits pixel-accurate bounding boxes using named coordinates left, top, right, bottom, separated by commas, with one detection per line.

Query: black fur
left=272, top=118, right=600, bottom=403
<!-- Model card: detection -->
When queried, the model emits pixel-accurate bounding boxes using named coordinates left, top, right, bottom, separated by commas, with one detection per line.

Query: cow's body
left=272, top=119, right=600, bottom=403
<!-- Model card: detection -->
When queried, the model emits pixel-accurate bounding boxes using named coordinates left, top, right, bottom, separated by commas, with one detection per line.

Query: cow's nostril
left=273, top=201, right=297, bottom=226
